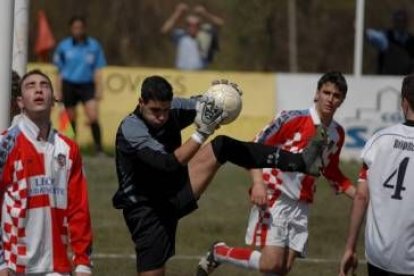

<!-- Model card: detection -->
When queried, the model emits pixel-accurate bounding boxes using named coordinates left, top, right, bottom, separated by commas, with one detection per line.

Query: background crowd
left=29, top=0, right=414, bottom=74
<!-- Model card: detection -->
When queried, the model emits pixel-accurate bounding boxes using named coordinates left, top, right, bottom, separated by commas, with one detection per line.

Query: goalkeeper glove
left=192, top=96, right=228, bottom=143
left=301, top=125, right=327, bottom=176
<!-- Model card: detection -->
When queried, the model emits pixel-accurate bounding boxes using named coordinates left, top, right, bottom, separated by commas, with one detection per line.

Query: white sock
left=214, top=243, right=261, bottom=270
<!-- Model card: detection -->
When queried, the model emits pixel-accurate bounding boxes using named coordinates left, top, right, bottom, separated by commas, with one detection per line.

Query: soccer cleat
left=196, top=242, right=224, bottom=276
left=301, top=125, right=327, bottom=177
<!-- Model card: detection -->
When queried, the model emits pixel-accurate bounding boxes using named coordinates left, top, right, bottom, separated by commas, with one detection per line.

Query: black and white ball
left=204, top=82, right=243, bottom=124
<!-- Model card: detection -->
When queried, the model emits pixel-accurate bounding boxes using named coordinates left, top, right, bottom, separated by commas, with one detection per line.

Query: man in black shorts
left=112, top=76, right=325, bottom=276
left=53, top=15, right=106, bottom=155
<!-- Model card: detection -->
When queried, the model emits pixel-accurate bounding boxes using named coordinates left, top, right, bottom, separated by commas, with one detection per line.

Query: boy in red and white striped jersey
left=0, top=70, right=92, bottom=276
left=198, top=71, right=356, bottom=276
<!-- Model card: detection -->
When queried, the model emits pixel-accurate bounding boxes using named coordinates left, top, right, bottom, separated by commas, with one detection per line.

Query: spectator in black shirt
left=366, top=9, right=414, bottom=75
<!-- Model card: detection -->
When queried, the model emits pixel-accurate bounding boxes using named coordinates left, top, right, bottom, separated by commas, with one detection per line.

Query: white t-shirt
left=173, top=29, right=204, bottom=70
left=360, top=122, right=414, bottom=274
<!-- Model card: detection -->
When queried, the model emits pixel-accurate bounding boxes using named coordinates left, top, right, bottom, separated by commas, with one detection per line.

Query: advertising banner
left=28, top=64, right=276, bottom=147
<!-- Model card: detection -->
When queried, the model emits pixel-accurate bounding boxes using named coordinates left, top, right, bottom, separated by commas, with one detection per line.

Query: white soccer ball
left=204, top=82, right=242, bottom=125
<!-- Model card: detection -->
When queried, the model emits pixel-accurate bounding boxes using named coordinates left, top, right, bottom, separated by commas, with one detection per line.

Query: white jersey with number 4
left=360, top=122, right=414, bottom=274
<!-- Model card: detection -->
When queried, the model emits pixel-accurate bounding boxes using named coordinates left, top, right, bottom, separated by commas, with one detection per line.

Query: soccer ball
left=204, top=82, right=243, bottom=125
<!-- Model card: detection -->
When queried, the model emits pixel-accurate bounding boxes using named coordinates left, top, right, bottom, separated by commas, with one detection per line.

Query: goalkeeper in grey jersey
left=112, top=76, right=325, bottom=276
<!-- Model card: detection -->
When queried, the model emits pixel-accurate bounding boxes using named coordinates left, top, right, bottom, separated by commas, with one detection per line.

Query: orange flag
left=57, top=105, right=75, bottom=139
left=34, top=10, right=56, bottom=62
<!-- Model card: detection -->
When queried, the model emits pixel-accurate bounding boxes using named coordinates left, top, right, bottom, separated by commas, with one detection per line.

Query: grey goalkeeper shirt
left=112, top=97, right=197, bottom=209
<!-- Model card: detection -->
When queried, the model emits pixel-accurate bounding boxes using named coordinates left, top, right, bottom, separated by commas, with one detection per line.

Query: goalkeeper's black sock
left=275, top=149, right=306, bottom=172
left=211, top=135, right=305, bottom=171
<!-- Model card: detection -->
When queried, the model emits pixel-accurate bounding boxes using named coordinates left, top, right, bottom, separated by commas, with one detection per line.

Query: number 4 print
left=383, top=157, right=409, bottom=200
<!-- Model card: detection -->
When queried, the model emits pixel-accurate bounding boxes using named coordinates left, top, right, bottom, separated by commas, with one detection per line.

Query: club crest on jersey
left=56, top=153, right=66, bottom=168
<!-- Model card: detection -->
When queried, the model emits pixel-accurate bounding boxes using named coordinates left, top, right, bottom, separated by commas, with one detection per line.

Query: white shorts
left=245, top=194, right=310, bottom=257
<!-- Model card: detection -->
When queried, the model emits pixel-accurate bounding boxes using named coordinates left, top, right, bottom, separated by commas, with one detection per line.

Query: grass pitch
left=85, top=156, right=366, bottom=276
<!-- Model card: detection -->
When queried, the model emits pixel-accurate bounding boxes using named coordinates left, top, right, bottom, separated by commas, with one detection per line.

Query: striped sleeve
left=255, top=110, right=307, bottom=145
left=323, top=126, right=353, bottom=193
left=66, top=141, right=93, bottom=270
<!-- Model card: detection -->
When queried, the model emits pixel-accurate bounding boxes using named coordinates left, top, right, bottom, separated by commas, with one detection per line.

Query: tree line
left=29, top=0, right=414, bottom=74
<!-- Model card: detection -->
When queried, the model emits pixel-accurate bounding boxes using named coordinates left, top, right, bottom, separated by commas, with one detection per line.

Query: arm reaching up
left=161, top=2, right=189, bottom=34
left=193, top=4, right=224, bottom=27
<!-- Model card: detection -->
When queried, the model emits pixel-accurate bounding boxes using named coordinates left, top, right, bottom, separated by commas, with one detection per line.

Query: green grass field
left=85, top=156, right=366, bottom=276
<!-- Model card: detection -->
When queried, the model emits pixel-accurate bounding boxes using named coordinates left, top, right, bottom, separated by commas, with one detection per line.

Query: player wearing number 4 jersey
left=339, top=74, right=414, bottom=276
left=197, top=71, right=356, bottom=276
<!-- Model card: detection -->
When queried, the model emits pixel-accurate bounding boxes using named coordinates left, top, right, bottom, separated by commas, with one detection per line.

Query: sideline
left=92, top=253, right=367, bottom=264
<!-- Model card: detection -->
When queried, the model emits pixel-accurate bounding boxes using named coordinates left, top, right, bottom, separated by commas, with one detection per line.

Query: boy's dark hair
left=11, top=70, right=21, bottom=98
left=69, top=15, right=86, bottom=26
left=401, top=74, right=414, bottom=110
left=10, top=70, right=21, bottom=119
left=317, top=71, right=348, bottom=97
left=141, top=76, right=173, bottom=103
left=19, top=69, right=54, bottom=94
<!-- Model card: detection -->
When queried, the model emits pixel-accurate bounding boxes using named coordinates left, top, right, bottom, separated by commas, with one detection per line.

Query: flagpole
left=353, top=0, right=365, bottom=77
left=0, top=0, right=15, bottom=130
left=13, top=0, right=30, bottom=77
left=288, top=0, right=298, bottom=72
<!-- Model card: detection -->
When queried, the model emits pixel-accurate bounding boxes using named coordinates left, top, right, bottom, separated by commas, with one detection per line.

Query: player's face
left=314, top=82, right=344, bottom=121
left=18, top=74, right=54, bottom=120
left=139, top=99, right=171, bottom=129
left=187, top=22, right=200, bottom=37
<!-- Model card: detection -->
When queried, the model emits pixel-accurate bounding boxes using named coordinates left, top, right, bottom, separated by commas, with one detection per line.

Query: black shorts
left=62, top=80, right=95, bottom=107
left=368, top=262, right=414, bottom=276
left=122, top=180, right=198, bottom=272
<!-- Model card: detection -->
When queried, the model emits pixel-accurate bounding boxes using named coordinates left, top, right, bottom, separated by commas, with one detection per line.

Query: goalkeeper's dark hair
left=317, top=71, right=348, bottom=97
left=401, top=74, right=414, bottom=110
left=141, top=76, right=173, bottom=103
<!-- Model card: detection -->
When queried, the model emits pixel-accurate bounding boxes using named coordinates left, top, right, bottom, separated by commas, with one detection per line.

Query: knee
left=210, top=135, right=229, bottom=164
left=261, top=265, right=286, bottom=275
left=285, top=262, right=293, bottom=274
left=211, top=135, right=228, bottom=146
left=90, top=120, right=100, bottom=126
left=260, top=258, right=286, bottom=275
left=87, top=114, right=99, bottom=123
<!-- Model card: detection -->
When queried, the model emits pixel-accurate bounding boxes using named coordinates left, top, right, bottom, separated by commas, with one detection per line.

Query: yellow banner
left=28, top=64, right=276, bottom=147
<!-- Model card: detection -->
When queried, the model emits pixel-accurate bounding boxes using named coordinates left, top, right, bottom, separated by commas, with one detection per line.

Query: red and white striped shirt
left=0, top=116, right=92, bottom=274
left=256, top=106, right=352, bottom=204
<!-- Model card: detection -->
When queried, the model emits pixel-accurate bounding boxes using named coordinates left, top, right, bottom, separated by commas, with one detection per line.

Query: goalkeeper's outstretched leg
left=188, top=125, right=326, bottom=198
